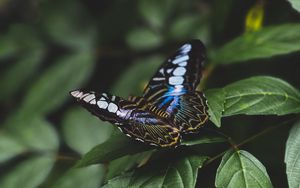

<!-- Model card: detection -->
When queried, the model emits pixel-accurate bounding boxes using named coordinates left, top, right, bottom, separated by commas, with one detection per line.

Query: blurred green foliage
left=1, top=0, right=300, bottom=187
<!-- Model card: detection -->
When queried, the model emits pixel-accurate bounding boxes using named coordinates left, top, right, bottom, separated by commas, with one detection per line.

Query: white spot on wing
left=111, top=96, right=116, bottom=101
left=70, top=90, right=80, bottom=97
left=90, top=99, right=96, bottom=104
left=80, top=93, right=89, bottom=99
left=173, top=67, right=186, bottom=76
left=172, top=55, right=189, bottom=64
left=159, top=68, right=164, bottom=74
left=83, top=94, right=95, bottom=102
left=116, top=110, right=127, bottom=117
left=108, top=103, right=118, bottom=113
left=179, top=61, right=187, bottom=66
left=153, top=77, right=165, bottom=81
left=169, top=76, right=184, bottom=85
left=97, top=100, right=108, bottom=109
left=180, top=44, right=191, bottom=53
left=99, top=97, right=106, bottom=101
left=166, top=68, right=173, bottom=74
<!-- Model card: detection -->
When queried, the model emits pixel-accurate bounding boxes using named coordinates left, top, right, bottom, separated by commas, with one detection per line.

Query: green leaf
left=105, top=151, right=152, bottom=181
left=138, top=0, right=175, bottom=30
left=126, top=28, right=162, bottom=50
left=288, top=0, right=300, bottom=12
left=52, top=165, right=105, bottom=188
left=103, top=155, right=208, bottom=188
left=215, top=150, right=272, bottom=188
left=1, top=116, right=59, bottom=161
left=75, top=134, right=153, bottom=167
left=0, top=156, right=55, bottom=188
left=0, top=49, right=45, bottom=101
left=19, top=51, right=95, bottom=117
left=285, top=120, right=300, bottom=188
left=169, top=14, right=210, bottom=43
left=102, top=172, right=134, bottom=188
left=62, top=108, right=112, bottom=155
left=205, top=89, right=225, bottom=127
left=111, top=55, right=163, bottom=97
left=206, top=76, right=300, bottom=126
left=128, top=155, right=208, bottom=188
left=0, top=131, right=26, bottom=163
left=213, top=24, right=300, bottom=64
left=223, top=76, right=300, bottom=116
left=0, top=24, right=43, bottom=59
left=41, top=0, right=96, bottom=49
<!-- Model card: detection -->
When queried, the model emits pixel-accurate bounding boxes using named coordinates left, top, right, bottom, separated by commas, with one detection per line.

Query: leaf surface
left=215, top=150, right=272, bottom=188
left=19, top=51, right=95, bottom=117
left=206, top=76, right=300, bottom=126
left=285, top=121, right=300, bottom=188
left=213, top=24, right=300, bottom=64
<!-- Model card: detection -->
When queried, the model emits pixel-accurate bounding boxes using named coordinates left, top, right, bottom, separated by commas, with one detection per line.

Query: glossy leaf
left=75, top=134, right=153, bottom=167
left=285, top=121, right=300, bottom=188
left=206, top=76, right=300, bottom=126
left=213, top=24, right=300, bottom=64
left=123, top=155, right=207, bottom=188
left=62, top=108, right=112, bottom=155
left=288, top=0, right=300, bottom=12
left=0, top=156, right=55, bottom=188
left=215, top=150, right=272, bottom=188
left=102, top=172, right=134, bottom=188
left=19, top=51, right=95, bottom=117
left=105, top=152, right=152, bottom=181
left=205, top=88, right=225, bottom=127
left=52, top=165, right=105, bottom=188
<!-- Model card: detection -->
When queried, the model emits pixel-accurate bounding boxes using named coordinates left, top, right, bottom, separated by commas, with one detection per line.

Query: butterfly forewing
left=70, top=90, right=134, bottom=125
left=70, top=89, right=181, bottom=147
left=143, top=40, right=206, bottom=102
left=142, top=40, right=209, bottom=132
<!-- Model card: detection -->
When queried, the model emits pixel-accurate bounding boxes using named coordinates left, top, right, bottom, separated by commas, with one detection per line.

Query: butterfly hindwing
left=119, top=109, right=181, bottom=147
left=172, top=92, right=209, bottom=133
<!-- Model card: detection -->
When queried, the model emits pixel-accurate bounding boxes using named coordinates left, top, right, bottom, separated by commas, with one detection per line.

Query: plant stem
left=203, top=117, right=298, bottom=167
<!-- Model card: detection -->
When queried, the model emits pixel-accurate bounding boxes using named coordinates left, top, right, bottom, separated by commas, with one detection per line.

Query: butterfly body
left=70, top=40, right=209, bottom=147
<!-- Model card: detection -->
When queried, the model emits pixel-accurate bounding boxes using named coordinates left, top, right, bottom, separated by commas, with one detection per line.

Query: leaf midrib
left=225, top=92, right=300, bottom=103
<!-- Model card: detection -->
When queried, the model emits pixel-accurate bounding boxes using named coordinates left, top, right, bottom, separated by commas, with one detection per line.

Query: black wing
left=141, top=40, right=209, bottom=132
left=70, top=89, right=180, bottom=147
left=142, top=39, right=206, bottom=102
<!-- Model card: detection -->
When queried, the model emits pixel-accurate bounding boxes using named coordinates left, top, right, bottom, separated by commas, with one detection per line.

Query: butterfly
left=70, top=39, right=209, bottom=147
